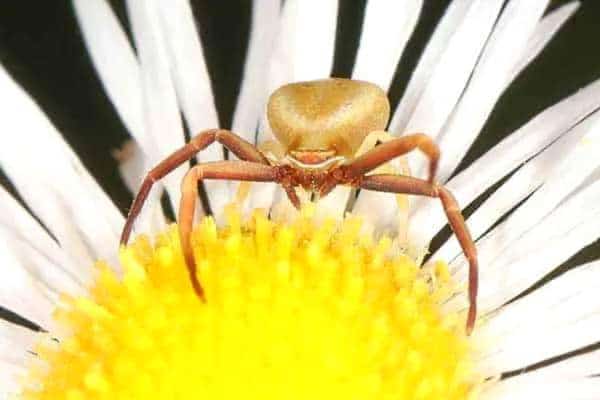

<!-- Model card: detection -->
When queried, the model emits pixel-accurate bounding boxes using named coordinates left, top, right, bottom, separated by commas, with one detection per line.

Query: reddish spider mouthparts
left=121, top=78, right=478, bottom=334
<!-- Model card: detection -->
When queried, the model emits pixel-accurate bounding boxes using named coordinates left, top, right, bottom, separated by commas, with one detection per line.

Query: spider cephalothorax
left=121, top=78, right=478, bottom=333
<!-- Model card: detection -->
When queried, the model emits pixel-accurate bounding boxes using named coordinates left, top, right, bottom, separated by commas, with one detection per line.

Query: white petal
left=73, top=0, right=164, bottom=225
left=410, top=77, right=600, bottom=250
left=112, top=140, right=167, bottom=236
left=434, top=109, right=600, bottom=265
left=478, top=260, right=600, bottom=374
left=349, top=132, right=411, bottom=235
left=249, top=0, right=338, bottom=212
left=258, top=0, right=338, bottom=142
left=349, top=1, right=422, bottom=226
left=230, top=0, right=280, bottom=216
left=0, top=187, right=84, bottom=296
left=277, top=0, right=338, bottom=84
left=154, top=0, right=219, bottom=134
left=0, top=320, right=37, bottom=366
left=0, top=360, right=27, bottom=398
left=389, top=0, right=473, bottom=134
left=381, top=0, right=504, bottom=237
left=312, top=188, right=350, bottom=221
left=484, top=377, right=600, bottom=400
left=154, top=0, right=232, bottom=220
left=0, top=237, right=56, bottom=328
left=126, top=0, right=191, bottom=218
left=232, top=0, right=281, bottom=141
left=445, top=176, right=600, bottom=315
left=72, top=0, right=144, bottom=138
left=0, top=320, right=38, bottom=397
left=510, top=348, right=600, bottom=380
left=0, top=187, right=73, bottom=277
left=74, top=0, right=174, bottom=237
left=352, top=0, right=422, bottom=91
left=510, top=1, right=580, bottom=82
left=401, top=0, right=504, bottom=142
left=0, top=65, right=123, bottom=269
left=454, top=115, right=600, bottom=278
left=432, top=0, right=550, bottom=183
left=243, top=181, right=278, bottom=220
left=74, top=0, right=203, bottom=237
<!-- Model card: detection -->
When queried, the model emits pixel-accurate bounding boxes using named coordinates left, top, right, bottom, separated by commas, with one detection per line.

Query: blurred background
left=1, top=1, right=600, bottom=326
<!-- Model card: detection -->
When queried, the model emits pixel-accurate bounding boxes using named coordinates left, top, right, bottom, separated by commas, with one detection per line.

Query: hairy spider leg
left=359, top=174, right=478, bottom=334
left=178, top=161, right=279, bottom=298
left=336, top=132, right=440, bottom=187
left=121, top=129, right=269, bottom=245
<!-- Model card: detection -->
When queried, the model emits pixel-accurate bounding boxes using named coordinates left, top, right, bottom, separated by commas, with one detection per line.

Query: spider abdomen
left=267, top=78, right=390, bottom=157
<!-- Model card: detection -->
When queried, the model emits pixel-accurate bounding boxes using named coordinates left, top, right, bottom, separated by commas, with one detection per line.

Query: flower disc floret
left=22, top=207, right=480, bottom=399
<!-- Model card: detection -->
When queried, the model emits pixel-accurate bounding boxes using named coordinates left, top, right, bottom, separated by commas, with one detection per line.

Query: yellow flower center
left=22, top=206, right=481, bottom=399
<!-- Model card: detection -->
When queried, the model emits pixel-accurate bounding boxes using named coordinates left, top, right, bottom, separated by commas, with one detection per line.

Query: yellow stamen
left=22, top=206, right=482, bottom=399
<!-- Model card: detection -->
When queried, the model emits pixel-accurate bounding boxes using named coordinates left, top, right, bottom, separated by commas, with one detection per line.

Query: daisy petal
left=453, top=115, right=600, bottom=280
left=393, top=0, right=505, bottom=230
left=434, top=109, right=600, bottom=265
left=484, top=377, right=600, bottom=400
left=505, top=348, right=600, bottom=380
left=400, top=0, right=504, bottom=141
left=0, top=319, right=37, bottom=366
left=126, top=0, right=191, bottom=216
left=73, top=0, right=167, bottom=225
left=113, top=140, right=168, bottom=236
left=432, top=0, right=550, bottom=183
left=511, top=1, right=580, bottom=81
left=0, top=186, right=84, bottom=294
left=446, top=176, right=600, bottom=315
left=74, top=0, right=173, bottom=236
left=72, top=0, right=144, bottom=139
left=249, top=0, right=338, bottom=212
left=478, top=260, right=600, bottom=374
left=483, top=182, right=600, bottom=309
left=0, top=186, right=74, bottom=277
left=154, top=0, right=232, bottom=219
left=258, top=0, right=337, bottom=107
left=411, top=78, right=600, bottom=250
left=348, top=1, right=422, bottom=226
left=313, top=188, right=351, bottom=222
left=154, top=0, right=219, bottom=134
left=0, top=320, right=37, bottom=396
left=279, top=0, right=338, bottom=83
left=352, top=0, right=422, bottom=90
left=260, top=0, right=338, bottom=133
left=232, top=0, right=280, bottom=140
left=0, top=236, right=56, bottom=328
left=389, top=0, right=473, bottom=134
left=0, top=360, right=26, bottom=398
left=0, top=65, right=123, bottom=268
left=75, top=0, right=202, bottom=236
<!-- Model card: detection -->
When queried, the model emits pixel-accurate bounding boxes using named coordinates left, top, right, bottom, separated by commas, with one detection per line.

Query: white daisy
left=1, top=0, right=600, bottom=398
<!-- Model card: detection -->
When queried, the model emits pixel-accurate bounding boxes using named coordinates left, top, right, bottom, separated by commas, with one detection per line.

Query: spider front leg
left=121, top=129, right=269, bottom=245
left=358, top=174, right=478, bottom=334
left=178, top=161, right=278, bottom=298
left=339, top=132, right=440, bottom=186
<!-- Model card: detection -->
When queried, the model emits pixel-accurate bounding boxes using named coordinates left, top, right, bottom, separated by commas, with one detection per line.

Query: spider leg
left=358, top=174, right=478, bottom=334
left=179, top=161, right=279, bottom=298
left=283, top=185, right=301, bottom=209
left=341, top=132, right=439, bottom=183
left=121, top=129, right=269, bottom=245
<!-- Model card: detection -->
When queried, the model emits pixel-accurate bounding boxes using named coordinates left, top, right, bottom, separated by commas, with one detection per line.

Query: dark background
left=1, top=0, right=600, bottom=328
